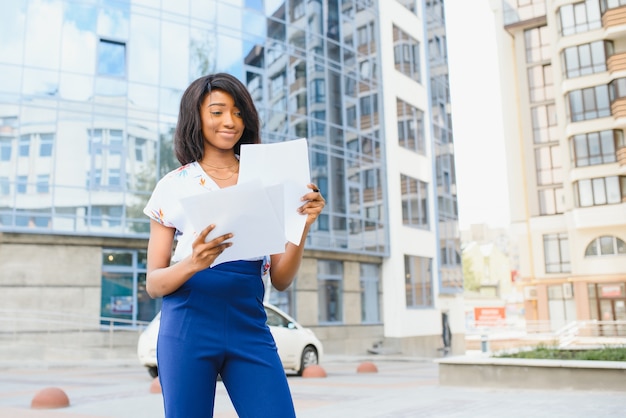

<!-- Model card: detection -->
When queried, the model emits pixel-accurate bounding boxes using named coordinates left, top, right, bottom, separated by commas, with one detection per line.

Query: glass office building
left=0, top=0, right=463, bottom=355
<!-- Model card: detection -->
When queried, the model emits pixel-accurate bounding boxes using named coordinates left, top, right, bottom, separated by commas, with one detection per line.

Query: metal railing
left=465, top=319, right=626, bottom=352
left=0, top=308, right=151, bottom=351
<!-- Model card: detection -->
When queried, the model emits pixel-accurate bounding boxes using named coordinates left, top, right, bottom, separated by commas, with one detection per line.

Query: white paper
left=239, top=138, right=311, bottom=245
left=179, top=180, right=286, bottom=267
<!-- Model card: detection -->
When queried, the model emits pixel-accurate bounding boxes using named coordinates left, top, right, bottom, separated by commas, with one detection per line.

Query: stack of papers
left=179, top=138, right=311, bottom=266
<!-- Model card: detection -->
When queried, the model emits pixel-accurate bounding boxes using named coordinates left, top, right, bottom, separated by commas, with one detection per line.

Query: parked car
left=137, top=302, right=323, bottom=377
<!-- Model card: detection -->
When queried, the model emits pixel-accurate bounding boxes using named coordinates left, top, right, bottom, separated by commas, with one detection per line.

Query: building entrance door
left=599, top=299, right=626, bottom=336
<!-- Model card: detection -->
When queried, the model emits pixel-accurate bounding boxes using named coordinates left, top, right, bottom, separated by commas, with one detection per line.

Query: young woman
left=143, top=73, right=325, bottom=417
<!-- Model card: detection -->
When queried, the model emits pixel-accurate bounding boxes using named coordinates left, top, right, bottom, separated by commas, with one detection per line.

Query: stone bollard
left=150, top=377, right=162, bottom=393
left=302, top=365, right=327, bottom=378
left=356, top=361, right=378, bottom=373
left=31, top=387, right=70, bottom=409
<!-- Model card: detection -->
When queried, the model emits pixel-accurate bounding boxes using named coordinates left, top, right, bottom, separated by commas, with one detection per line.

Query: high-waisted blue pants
left=157, top=260, right=296, bottom=418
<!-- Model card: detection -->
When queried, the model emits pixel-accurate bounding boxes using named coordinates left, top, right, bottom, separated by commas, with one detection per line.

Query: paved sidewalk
left=1, top=355, right=625, bottom=417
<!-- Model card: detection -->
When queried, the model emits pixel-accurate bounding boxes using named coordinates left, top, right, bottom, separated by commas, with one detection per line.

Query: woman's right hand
left=189, top=224, right=233, bottom=271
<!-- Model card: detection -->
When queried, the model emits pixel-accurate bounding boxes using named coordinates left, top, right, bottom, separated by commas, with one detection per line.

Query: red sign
left=600, top=285, right=622, bottom=298
left=474, top=307, right=506, bottom=325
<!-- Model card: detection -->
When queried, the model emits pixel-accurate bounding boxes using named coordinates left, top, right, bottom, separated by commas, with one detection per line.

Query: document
left=179, top=180, right=286, bottom=267
left=239, top=138, right=311, bottom=245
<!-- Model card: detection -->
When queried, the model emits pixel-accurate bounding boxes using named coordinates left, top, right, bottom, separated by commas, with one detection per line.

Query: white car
left=137, top=302, right=323, bottom=377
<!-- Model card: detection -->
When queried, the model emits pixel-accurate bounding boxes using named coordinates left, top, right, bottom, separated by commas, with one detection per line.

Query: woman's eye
left=234, top=112, right=242, bottom=117
left=210, top=111, right=222, bottom=116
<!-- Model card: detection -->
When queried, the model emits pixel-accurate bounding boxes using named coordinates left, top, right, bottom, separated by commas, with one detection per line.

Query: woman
left=143, top=73, right=325, bottom=417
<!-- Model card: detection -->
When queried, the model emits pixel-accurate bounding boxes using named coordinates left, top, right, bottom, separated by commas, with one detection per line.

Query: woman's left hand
left=299, top=183, right=326, bottom=226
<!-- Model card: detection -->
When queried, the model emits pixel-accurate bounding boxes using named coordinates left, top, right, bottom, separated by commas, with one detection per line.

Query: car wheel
left=297, top=345, right=318, bottom=376
left=148, top=366, right=158, bottom=378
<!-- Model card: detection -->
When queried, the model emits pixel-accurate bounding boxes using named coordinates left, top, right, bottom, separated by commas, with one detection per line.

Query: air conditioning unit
left=562, top=282, right=573, bottom=299
left=524, top=286, right=537, bottom=300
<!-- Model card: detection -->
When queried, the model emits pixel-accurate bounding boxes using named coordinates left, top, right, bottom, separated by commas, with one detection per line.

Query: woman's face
left=200, top=89, right=245, bottom=152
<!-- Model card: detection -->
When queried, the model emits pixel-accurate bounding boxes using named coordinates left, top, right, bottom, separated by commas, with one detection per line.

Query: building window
left=311, top=79, right=325, bottom=103
left=268, top=281, right=296, bottom=318
left=397, top=98, right=425, bottom=154
left=397, top=0, right=418, bottom=14
left=531, top=104, right=558, bottom=143
left=567, top=85, right=611, bottom=122
left=558, top=0, right=602, bottom=37
left=585, top=235, right=626, bottom=256
left=19, top=135, right=30, bottom=157
left=400, top=174, right=429, bottom=228
left=98, top=39, right=126, bottom=77
left=291, top=0, right=305, bottom=20
left=539, top=187, right=565, bottom=215
left=525, top=26, right=550, bottom=63
left=547, top=283, right=576, bottom=329
left=101, top=249, right=157, bottom=326
left=393, top=25, right=421, bottom=83
left=405, top=255, right=433, bottom=308
left=39, top=133, right=54, bottom=157
left=543, top=233, right=571, bottom=274
left=575, top=176, right=625, bottom=207
left=535, top=144, right=562, bottom=186
left=0, top=140, right=11, bottom=161
left=16, top=175, right=27, bottom=194
left=318, top=260, right=343, bottom=323
left=527, top=64, right=554, bottom=103
left=36, top=174, right=49, bottom=194
left=561, top=41, right=608, bottom=78
left=360, top=263, right=380, bottom=323
left=0, top=177, right=9, bottom=195
left=570, top=130, right=620, bottom=167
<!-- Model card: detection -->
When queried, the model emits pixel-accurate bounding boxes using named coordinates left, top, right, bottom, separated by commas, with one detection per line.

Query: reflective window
left=318, top=260, right=343, bottom=323
left=393, top=25, right=421, bottom=83
left=570, top=130, right=620, bottom=167
left=36, top=174, right=49, bottom=194
left=585, top=236, right=626, bottom=256
left=567, top=85, right=611, bottom=122
left=360, top=263, right=380, bottom=323
left=558, top=0, right=601, bottom=36
left=39, top=134, right=54, bottom=157
left=400, top=174, right=429, bottom=229
left=561, top=41, right=608, bottom=78
left=575, top=176, right=625, bottom=207
left=101, top=249, right=157, bottom=327
left=397, top=98, right=425, bottom=154
left=98, top=39, right=126, bottom=77
left=1, top=140, right=12, bottom=161
left=405, top=255, right=433, bottom=308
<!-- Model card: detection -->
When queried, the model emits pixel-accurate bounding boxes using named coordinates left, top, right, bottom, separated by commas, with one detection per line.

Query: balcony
left=618, top=146, right=626, bottom=166
left=610, top=96, right=626, bottom=118
left=602, top=5, right=626, bottom=29
left=607, top=52, right=626, bottom=74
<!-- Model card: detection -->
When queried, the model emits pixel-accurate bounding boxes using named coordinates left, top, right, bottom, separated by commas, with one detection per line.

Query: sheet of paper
left=239, top=138, right=311, bottom=245
left=179, top=180, right=286, bottom=267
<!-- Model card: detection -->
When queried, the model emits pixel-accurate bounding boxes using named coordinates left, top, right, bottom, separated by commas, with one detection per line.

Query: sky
left=445, top=0, right=511, bottom=230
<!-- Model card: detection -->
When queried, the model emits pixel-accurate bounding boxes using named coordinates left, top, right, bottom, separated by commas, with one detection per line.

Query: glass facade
left=0, top=0, right=387, bottom=255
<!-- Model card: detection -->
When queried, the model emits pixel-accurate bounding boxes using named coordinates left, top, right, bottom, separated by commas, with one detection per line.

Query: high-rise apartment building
left=491, top=0, right=626, bottom=330
left=0, top=0, right=463, bottom=356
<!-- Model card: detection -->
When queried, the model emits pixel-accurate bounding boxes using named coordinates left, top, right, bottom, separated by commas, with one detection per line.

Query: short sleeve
left=143, top=177, right=177, bottom=228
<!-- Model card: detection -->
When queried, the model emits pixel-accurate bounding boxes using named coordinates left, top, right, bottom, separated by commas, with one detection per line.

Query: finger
left=194, top=224, right=216, bottom=244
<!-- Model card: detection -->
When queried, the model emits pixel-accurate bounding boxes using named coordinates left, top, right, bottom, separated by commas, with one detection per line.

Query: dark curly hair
left=174, top=73, right=261, bottom=165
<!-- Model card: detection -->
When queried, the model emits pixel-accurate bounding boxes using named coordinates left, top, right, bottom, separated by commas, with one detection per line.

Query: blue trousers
left=157, top=260, right=296, bottom=418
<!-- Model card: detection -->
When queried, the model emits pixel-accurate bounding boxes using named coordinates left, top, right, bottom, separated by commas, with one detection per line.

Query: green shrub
left=496, top=345, right=626, bottom=361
